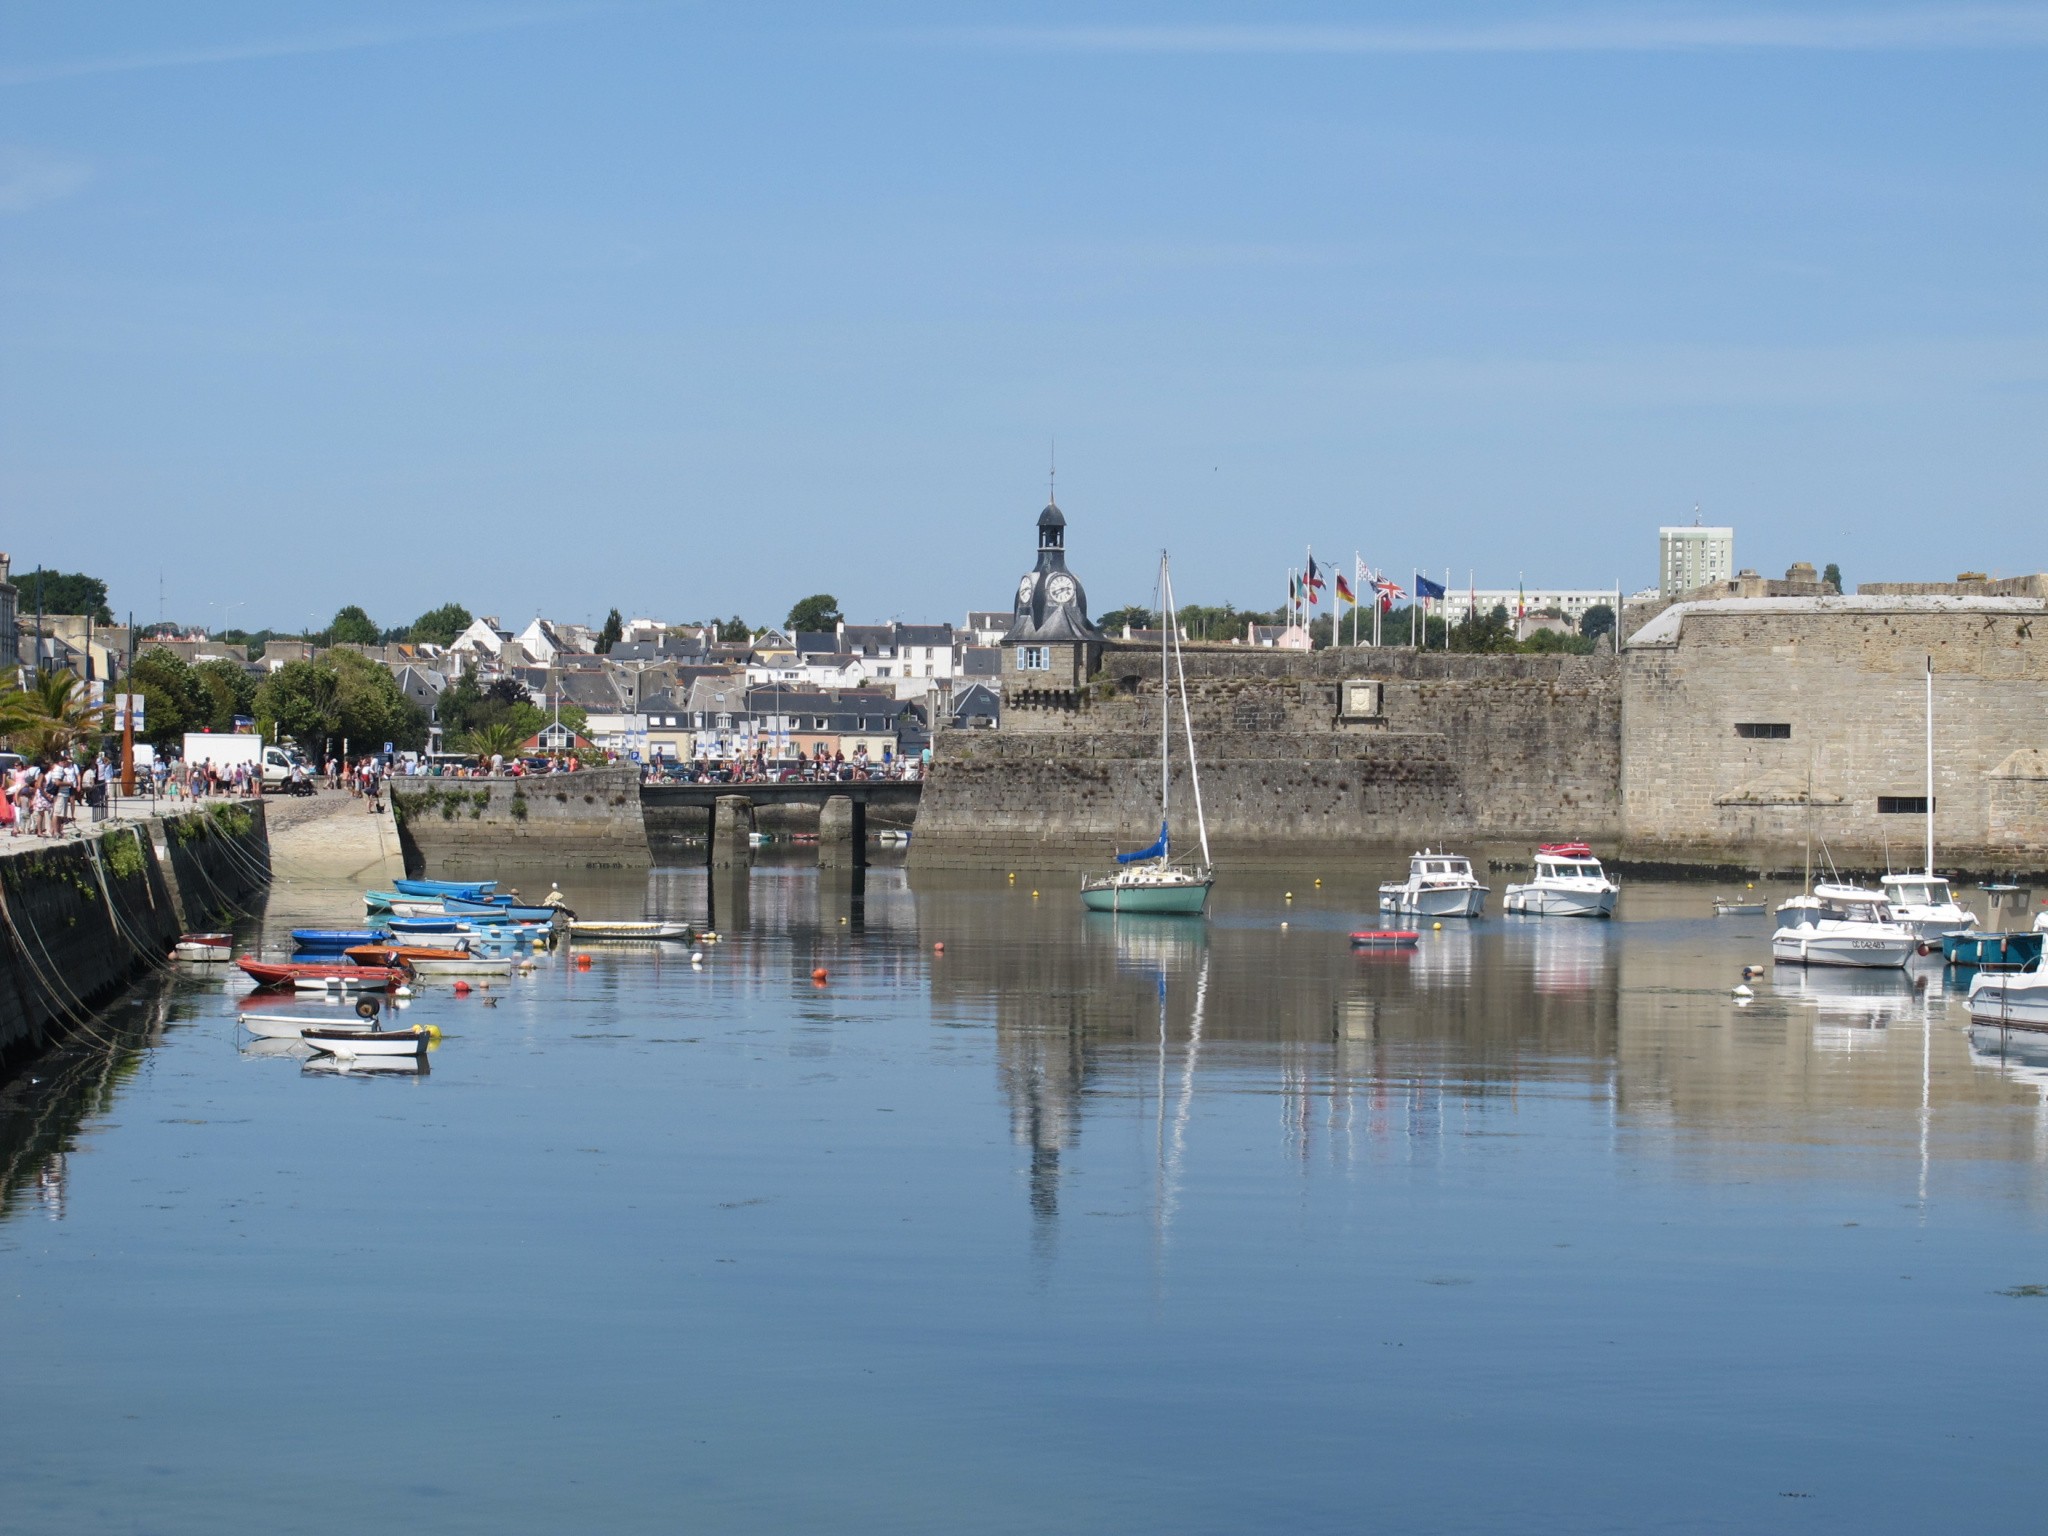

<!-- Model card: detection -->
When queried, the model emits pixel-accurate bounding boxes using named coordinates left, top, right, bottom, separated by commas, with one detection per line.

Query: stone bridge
left=640, top=779, right=923, bottom=864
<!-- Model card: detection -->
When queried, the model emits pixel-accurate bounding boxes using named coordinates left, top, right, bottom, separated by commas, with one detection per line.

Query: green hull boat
left=1080, top=875, right=1213, bottom=915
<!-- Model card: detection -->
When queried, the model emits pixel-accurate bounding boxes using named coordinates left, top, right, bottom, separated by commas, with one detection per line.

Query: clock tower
left=1002, top=498, right=1105, bottom=706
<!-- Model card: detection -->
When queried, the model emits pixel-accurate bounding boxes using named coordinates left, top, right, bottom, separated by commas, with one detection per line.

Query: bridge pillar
left=818, top=794, right=866, bottom=868
left=709, top=795, right=755, bottom=868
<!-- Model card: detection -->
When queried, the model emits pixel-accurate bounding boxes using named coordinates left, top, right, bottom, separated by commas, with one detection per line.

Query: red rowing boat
left=1349, top=930, right=1421, bottom=948
left=236, top=957, right=411, bottom=991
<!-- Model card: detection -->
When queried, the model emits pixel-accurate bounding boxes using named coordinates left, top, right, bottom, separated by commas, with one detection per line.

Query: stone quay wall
left=912, top=646, right=1622, bottom=866
left=1623, top=597, right=2048, bottom=870
left=0, top=803, right=272, bottom=1069
left=391, top=767, right=651, bottom=874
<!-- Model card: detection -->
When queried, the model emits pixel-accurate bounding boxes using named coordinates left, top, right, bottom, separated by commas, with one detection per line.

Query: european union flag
left=1415, top=574, right=1447, bottom=600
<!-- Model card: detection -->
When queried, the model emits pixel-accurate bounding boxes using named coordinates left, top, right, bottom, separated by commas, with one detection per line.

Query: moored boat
left=236, top=958, right=410, bottom=992
left=1503, top=844, right=1619, bottom=918
left=1378, top=851, right=1488, bottom=918
left=394, top=878, right=498, bottom=898
left=239, top=1012, right=381, bottom=1040
left=1771, top=889, right=1916, bottom=969
left=1350, top=930, right=1421, bottom=949
left=301, top=1025, right=432, bottom=1059
left=292, top=927, right=392, bottom=951
left=344, top=943, right=514, bottom=976
left=1079, top=551, right=1214, bottom=917
left=1967, top=966, right=2048, bottom=1030
left=171, top=932, right=233, bottom=962
left=568, top=920, right=693, bottom=941
left=1943, top=931, right=2044, bottom=969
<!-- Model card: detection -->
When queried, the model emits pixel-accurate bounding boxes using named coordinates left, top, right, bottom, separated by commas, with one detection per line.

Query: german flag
left=1336, top=572, right=1357, bottom=605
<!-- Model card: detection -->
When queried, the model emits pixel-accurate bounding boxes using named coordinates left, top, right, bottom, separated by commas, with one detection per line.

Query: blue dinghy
left=293, top=927, right=393, bottom=951
left=394, top=878, right=499, bottom=898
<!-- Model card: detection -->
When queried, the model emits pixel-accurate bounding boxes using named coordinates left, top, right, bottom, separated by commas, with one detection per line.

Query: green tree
left=461, top=721, right=525, bottom=759
left=0, top=671, right=101, bottom=759
left=408, top=603, right=473, bottom=647
left=1450, top=605, right=1515, bottom=653
left=716, top=616, right=751, bottom=643
left=128, top=646, right=209, bottom=747
left=328, top=605, right=380, bottom=647
left=597, top=608, right=623, bottom=653
left=21, top=569, right=113, bottom=624
left=1823, top=563, right=1844, bottom=594
left=1517, top=627, right=1595, bottom=655
left=1578, top=603, right=1616, bottom=642
left=194, top=658, right=259, bottom=731
left=1097, top=605, right=1155, bottom=632
left=784, top=594, right=841, bottom=632
left=255, top=651, right=427, bottom=759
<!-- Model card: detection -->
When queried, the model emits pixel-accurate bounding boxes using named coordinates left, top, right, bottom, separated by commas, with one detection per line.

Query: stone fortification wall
left=391, top=768, right=650, bottom=873
left=1622, top=597, right=2048, bottom=869
left=0, top=804, right=271, bottom=1068
left=912, top=647, right=1621, bottom=865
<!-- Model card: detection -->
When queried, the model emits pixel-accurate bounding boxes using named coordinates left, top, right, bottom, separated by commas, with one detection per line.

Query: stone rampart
left=1622, top=596, right=2048, bottom=870
left=0, top=804, right=271, bottom=1069
left=912, top=647, right=1621, bottom=866
left=390, top=768, right=651, bottom=873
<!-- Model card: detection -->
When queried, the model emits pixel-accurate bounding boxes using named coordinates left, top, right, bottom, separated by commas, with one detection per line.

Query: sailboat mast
left=1925, top=655, right=1934, bottom=875
left=1163, top=555, right=1212, bottom=868
left=1159, top=555, right=1170, bottom=837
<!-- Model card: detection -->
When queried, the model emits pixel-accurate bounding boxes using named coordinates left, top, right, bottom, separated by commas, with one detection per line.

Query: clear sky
left=3, top=2, right=2043, bottom=633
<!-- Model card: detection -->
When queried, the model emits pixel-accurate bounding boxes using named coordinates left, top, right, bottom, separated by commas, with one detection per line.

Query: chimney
left=0, top=552, right=9, bottom=584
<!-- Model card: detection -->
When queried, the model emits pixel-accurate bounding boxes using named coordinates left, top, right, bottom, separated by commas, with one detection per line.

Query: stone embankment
left=0, top=803, right=272, bottom=1069
left=390, top=767, right=650, bottom=874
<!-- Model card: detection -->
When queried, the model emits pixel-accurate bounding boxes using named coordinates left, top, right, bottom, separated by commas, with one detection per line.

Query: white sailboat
left=1082, top=552, right=1214, bottom=915
left=1881, top=658, right=1978, bottom=940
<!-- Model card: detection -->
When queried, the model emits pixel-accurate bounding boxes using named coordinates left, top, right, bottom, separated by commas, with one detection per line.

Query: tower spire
left=1049, top=438, right=1056, bottom=506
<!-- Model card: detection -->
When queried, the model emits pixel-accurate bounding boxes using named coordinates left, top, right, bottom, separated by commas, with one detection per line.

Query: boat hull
left=569, top=921, right=692, bottom=941
left=1378, top=886, right=1487, bottom=918
left=302, top=1027, right=430, bottom=1058
left=1968, top=973, right=2048, bottom=1028
left=1503, top=886, right=1617, bottom=918
left=1081, top=881, right=1212, bottom=915
left=1771, top=933, right=1916, bottom=968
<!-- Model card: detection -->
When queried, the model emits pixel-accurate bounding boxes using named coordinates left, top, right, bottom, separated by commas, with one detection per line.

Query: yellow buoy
left=1008, top=873, right=1016, bottom=882
left=1314, top=878, right=1322, bottom=887
left=1285, top=892, right=1294, bottom=901
left=1433, top=921, right=1442, bottom=930
left=1031, top=890, right=1039, bottom=898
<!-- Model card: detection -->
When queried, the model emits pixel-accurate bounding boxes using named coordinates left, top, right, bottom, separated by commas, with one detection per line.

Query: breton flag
left=1336, top=572, right=1357, bottom=606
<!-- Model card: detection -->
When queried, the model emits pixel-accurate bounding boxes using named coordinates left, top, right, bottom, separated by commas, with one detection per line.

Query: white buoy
left=1732, top=984, right=1753, bottom=998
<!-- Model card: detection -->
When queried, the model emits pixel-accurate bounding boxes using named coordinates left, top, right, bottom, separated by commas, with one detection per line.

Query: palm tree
left=460, top=722, right=525, bottom=761
left=0, top=671, right=101, bottom=759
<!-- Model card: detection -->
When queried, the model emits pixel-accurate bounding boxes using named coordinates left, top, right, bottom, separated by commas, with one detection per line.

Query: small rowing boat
left=239, top=1012, right=381, bottom=1040
left=171, top=932, right=233, bottom=962
left=345, top=943, right=514, bottom=976
left=292, top=927, right=392, bottom=951
left=394, top=878, right=498, bottom=898
left=1350, top=930, right=1421, bottom=949
left=236, top=958, right=411, bottom=992
left=1713, top=899, right=1767, bottom=916
left=302, top=1025, right=432, bottom=1059
left=568, top=920, right=693, bottom=941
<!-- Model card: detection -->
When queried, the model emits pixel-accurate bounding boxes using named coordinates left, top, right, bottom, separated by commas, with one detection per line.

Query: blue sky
left=2, top=2, right=2043, bottom=632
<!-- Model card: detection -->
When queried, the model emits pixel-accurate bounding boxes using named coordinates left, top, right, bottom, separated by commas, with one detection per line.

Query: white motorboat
left=1771, top=888, right=1917, bottom=968
left=1378, top=850, right=1489, bottom=918
left=1878, top=872, right=1977, bottom=940
left=1967, top=967, right=2048, bottom=1030
left=568, top=920, right=693, bottom=941
left=1502, top=843, right=1619, bottom=918
left=301, top=1026, right=432, bottom=1059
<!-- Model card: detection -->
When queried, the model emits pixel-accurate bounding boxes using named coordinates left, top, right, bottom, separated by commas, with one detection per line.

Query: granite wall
left=911, top=646, right=1622, bottom=866
left=391, top=767, right=651, bottom=873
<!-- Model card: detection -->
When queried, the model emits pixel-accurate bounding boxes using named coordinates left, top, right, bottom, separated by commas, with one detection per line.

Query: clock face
left=1017, top=575, right=1037, bottom=604
left=1047, top=574, right=1077, bottom=605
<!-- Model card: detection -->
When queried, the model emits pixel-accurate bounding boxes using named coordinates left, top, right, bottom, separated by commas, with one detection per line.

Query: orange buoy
left=453, top=981, right=471, bottom=995
left=933, top=941, right=944, bottom=953
left=811, top=967, right=829, bottom=984
left=576, top=954, right=592, bottom=970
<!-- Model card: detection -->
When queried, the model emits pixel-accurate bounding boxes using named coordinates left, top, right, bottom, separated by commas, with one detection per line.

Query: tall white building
left=1659, top=525, right=1734, bottom=597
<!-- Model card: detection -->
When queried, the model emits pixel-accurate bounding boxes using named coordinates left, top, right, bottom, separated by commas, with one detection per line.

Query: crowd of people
left=641, top=744, right=927, bottom=786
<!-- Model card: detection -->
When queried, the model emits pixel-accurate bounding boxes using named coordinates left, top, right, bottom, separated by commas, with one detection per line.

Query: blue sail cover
left=1118, top=821, right=1170, bottom=864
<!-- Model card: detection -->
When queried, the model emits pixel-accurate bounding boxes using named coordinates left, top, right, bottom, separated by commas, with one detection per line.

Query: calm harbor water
left=4, top=857, right=2047, bottom=1533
